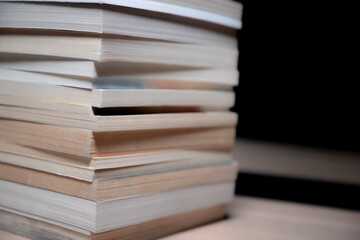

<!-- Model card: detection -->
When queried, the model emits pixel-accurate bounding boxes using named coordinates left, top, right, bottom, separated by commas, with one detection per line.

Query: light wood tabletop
left=1, top=196, right=359, bottom=240
left=161, top=196, right=360, bottom=240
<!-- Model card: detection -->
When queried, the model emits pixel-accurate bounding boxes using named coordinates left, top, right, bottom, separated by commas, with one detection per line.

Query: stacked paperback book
left=0, top=0, right=242, bottom=239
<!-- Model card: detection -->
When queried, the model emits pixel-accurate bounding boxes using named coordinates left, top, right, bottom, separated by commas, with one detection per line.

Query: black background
left=233, top=0, right=359, bottom=152
left=232, top=0, right=359, bottom=210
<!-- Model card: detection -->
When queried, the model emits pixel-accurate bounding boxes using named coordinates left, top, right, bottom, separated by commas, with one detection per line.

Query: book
left=0, top=205, right=226, bottom=240
left=0, top=62, right=239, bottom=88
left=0, top=161, right=238, bottom=200
left=0, top=2, right=239, bottom=47
left=0, top=34, right=238, bottom=69
left=0, top=142, right=233, bottom=180
left=0, top=80, right=235, bottom=108
left=0, top=119, right=235, bottom=157
left=0, top=0, right=243, bottom=29
left=0, top=104, right=237, bottom=130
left=0, top=180, right=234, bottom=233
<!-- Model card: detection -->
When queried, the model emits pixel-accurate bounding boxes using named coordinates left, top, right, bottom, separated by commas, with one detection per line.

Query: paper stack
left=0, top=1, right=242, bottom=239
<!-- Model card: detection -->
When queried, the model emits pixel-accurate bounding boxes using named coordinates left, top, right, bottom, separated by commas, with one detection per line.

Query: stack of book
left=0, top=0, right=242, bottom=239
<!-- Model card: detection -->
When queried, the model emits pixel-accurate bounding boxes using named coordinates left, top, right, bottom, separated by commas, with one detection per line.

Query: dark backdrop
left=232, top=0, right=359, bottom=210
left=233, top=0, right=359, bottom=152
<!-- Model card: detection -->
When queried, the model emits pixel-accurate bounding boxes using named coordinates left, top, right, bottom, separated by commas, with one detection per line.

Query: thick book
left=0, top=142, right=233, bottom=181
left=0, top=180, right=234, bottom=233
left=0, top=80, right=235, bottom=108
left=0, top=63, right=239, bottom=89
left=0, top=161, right=238, bottom=200
left=0, top=205, right=226, bottom=240
left=0, top=119, right=236, bottom=157
left=0, top=104, right=237, bottom=130
left=0, top=2, right=239, bottom=47
left=0, top=0, right=243, bottom=29
left=0, top=34, right=238, bottom=69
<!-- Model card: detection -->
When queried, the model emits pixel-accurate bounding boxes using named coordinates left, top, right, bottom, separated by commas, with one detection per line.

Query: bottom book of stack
left=0, top=155, right=237, bottom=240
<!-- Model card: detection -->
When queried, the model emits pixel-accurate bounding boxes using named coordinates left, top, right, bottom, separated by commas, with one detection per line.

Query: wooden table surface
left=1, top=196, right=359, bottom=240
left=161, top=196, right=360, bottom=240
